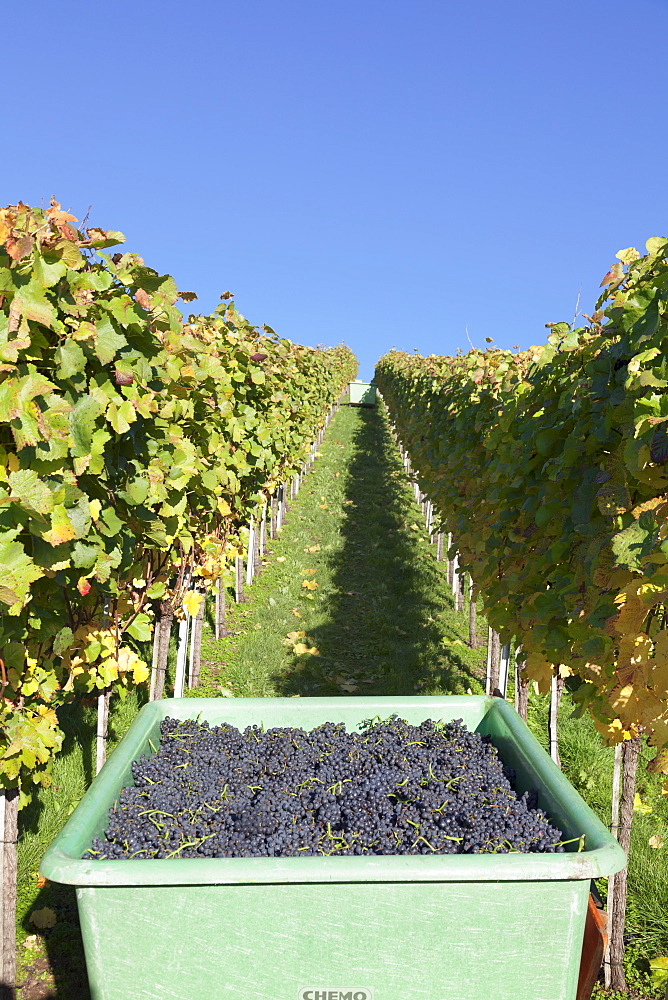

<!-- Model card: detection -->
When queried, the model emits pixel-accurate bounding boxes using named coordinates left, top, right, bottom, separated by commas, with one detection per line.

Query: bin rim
left=41, top=695, right=627, bottom=887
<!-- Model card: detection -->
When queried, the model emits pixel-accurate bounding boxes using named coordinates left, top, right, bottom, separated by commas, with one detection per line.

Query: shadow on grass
left=274, top=405, right=485, bottom=697
left=16, top=690, right=149, bottom=999
left=15, top=883, right=88, bottom=1000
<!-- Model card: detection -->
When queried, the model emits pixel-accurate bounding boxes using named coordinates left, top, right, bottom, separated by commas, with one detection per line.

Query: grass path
left=190, top=401, right=486, bottom=701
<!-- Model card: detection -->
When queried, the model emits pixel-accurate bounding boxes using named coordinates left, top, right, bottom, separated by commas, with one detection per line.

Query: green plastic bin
left=41, top=696, right=625, bottom=1000
left=348, top=381, right=376, bottom=405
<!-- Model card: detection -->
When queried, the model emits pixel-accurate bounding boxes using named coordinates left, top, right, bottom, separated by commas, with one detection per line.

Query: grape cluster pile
left=86, top=716, right=564, bottom=860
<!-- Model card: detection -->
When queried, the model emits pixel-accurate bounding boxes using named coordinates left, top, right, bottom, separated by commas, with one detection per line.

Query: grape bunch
left=85, top=716, right=564, bottom=860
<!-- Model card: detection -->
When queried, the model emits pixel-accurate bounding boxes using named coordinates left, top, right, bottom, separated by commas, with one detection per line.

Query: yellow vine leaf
left=648, top=718, right=668, bottom=748
left=30, top=908, right=56, bottom=930
left=592, top=717, right=635, bottom=744
left=655, top=632, right=668, bottom=660
left=632, top=496, right=667, bottom=519
left=524, top=651, right=553, bottom=694
left=616, top=247, right=640, bottom=264
left=616, top=633, right=653, bottom=687
left=42, top=505, right=76, bottom=546
left=634, top=793, right=653, bottom=815
left=636, top=692, right=666, bottom=728
left=182, top=591, right=203, bottom=616
left=117, top=647, right=150, bottom=684
left=606, top=594, right=648, bottom=638
left=133, top=662, right=150, bottom=683
left=283, top=631, right=306, bottom=645
left=301, top=580, right=318, bottom=590
left=647, top=749, right=668, bottom=775
left=637, top=582, right=668, bottom=606
left=335, top=677, right=359, bottom=692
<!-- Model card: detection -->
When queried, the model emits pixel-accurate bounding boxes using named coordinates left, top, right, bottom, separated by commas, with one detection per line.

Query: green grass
left=189, top=402, right=486, bottom=701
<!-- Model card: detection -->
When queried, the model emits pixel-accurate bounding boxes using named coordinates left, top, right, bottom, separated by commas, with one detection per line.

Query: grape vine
left=376, top=238, right=668, bottom=772
left=0, top=200, right=356, bottom=805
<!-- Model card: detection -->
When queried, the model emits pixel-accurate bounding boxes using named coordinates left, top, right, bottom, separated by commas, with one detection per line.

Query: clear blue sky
left=5, top=0, right=668, bottom=379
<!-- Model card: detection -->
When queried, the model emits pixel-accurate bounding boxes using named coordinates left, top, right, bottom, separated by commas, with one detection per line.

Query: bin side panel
left=77, top=880, right=588, bottom=1000
left=480, top=702, right=615, bottom=853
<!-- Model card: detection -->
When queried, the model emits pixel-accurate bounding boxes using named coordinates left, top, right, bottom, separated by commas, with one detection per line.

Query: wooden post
left=451, top=552, right=459, bottom=597
left=215, top=578, right=227, bottom=640
left=253, top=513, right=262, bottom=575
left=245, top=518, right=255, bottom=587
left=437, top=531, right=444, bottom=562
left=468, top=577, right=477, bottom=648
left=0, top=788, right=18, bottom=990
left=605, top=743, right=623, bottom=988
left=277, top=485, right=284, bottom=532
left=488, top=630, right=501, bottom=694
left=515, top=654, right=528, bottom=721
left=486, top=627, right=493, bottom=695
left=187, top=597, right=197, bottom=690
left=189, top=592, right=205, bottom=689
left=270, top=495, right=278, bottom=539
left=611, top=742, right=623, bottom=842
left=259, top=505, right=267, bottom=560
left=609, top=738, right=642, bottom=991
left=152, top=602, right=174, bottom=701
left=549, top=673, right=564, bottom=767
left=498, top=644, right=511, bottom=698
left=174, top=613, right=189, bottom=698
left=95, top=688, right=110, bottom=774
left=96, top=600, right=112, bottom=772
left=149, top=618, right=161, bottom=701
left=235, top=555, right=244, bottom=603
left=455, top=569, right=464, bottom=612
